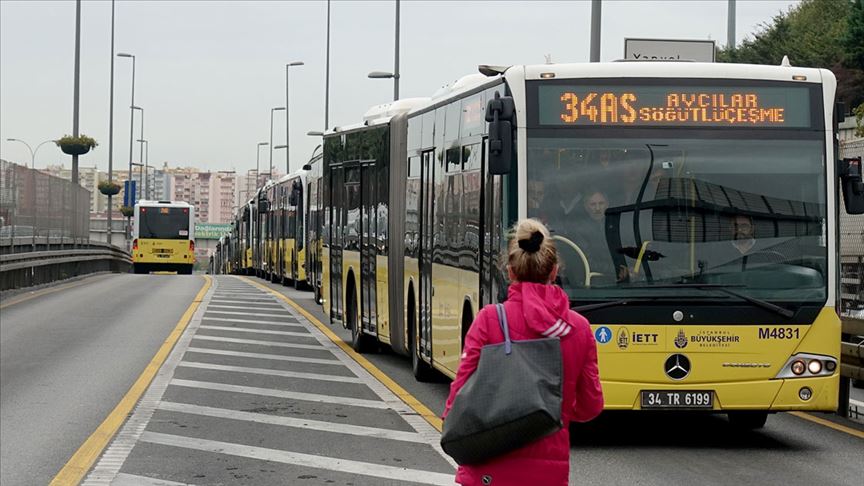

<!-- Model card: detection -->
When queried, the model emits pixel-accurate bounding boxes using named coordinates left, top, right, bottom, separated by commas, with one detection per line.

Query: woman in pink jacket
left=443, top=218, right=604, bottom=486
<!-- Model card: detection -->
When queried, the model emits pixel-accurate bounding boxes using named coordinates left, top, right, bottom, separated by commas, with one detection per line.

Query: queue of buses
left=213, top=60, right=864, bottom=428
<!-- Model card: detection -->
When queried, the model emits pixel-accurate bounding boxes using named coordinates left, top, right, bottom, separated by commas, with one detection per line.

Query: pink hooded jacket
left=443, top=281, right=604, bottom=486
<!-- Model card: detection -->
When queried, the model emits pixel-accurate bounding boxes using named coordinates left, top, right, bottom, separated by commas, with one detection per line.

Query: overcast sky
left=1, top=0, right=799, bottom=176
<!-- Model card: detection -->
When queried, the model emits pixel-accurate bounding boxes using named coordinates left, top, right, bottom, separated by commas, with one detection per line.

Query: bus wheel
left=409, top=295, right=434, bottom=382
left=347, top=287, right=373, bottom=353
left=133, top=264, right=147, bottom=274
left=292, top=258, right=303, bottom=290
left=179, top=265, right=193, bottom=275
left=728, top=411, right=768, bottom=429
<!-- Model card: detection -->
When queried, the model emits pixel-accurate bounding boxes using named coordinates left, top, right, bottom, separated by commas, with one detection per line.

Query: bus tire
left=408, top=292, right=435, bottom=382
left=133, top=264, right=147, bottom=274
left=292, top=257, right=303, bottom=290
left=728, top=411, right=768, bottom=429
left=179, top=265, right=194, bottom=275
left=347, top=281, right=374, bottom=353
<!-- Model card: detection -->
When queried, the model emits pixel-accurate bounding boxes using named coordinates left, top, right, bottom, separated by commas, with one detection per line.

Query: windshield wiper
left=572, top=300, right=629, bottom=312
left=627, top=283, right=795, bottom=319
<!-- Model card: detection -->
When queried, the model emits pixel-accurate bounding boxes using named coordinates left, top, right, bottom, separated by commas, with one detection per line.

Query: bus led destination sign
left=537, top=85, right=811, bottom=128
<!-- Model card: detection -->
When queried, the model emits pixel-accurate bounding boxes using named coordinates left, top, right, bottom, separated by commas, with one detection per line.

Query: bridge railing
left=0, top=237, right=131, bottom=291
left=0, top=159, right=90, bottom=248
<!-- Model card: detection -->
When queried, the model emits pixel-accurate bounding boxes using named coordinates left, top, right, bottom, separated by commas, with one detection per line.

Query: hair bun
left=518, top=230, right=544, bottom=253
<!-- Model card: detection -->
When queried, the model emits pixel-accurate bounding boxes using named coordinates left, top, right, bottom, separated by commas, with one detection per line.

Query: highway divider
left=0, top=239, right=131, bottom=291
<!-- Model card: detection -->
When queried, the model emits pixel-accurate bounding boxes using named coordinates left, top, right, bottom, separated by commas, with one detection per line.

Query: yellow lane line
left=788, top=411, right=864, bottom=440
left=241, top=277, right=444, bottom=432
left=0, top=274, right=112, bottom=310
left=50, top=276, right=212, bottom=486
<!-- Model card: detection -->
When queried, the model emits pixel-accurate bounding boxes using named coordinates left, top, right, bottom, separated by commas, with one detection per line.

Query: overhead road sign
left=194, top=223, right=231, bottom=240
left=624, top=38, right=715, bottom=62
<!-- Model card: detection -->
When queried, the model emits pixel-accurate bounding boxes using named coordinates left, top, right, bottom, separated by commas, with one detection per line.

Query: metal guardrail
left=0, top=238, right=131, bottom=291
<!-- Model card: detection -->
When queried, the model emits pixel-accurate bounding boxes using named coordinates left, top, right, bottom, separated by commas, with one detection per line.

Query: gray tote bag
left=441, top=304, right=563, bottom=465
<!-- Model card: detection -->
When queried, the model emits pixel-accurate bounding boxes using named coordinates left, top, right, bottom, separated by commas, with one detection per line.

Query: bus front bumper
left=602, top=374, right=839, bottom=412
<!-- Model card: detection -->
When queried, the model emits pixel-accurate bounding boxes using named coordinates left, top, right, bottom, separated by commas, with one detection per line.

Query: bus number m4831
left=758, top=327, right=800, bottom=340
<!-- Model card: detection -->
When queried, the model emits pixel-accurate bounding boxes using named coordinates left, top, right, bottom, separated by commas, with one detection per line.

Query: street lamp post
left=137, top=139, right=149, bottom=199
left=132, top=106, right=144, bottom=200
left=117, top=52, right=135, bottom=243
left=367, top=0, right=400, bottom=101
left=107, top=0, right=116, bottom=245
left=269, top=107, right=286, bottom=180
left=256, top=142, right=268, bottom=191
left=325, top=0, right=331, bottom=129
left=286, top=61, right=304, bottom=174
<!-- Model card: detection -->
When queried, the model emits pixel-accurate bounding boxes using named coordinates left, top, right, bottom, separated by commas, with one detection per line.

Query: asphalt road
left=0, top=274, right=205, bottom=486
left=1, top=273, right=862, bottom=485
left=256, top=278, right=864, bottom=486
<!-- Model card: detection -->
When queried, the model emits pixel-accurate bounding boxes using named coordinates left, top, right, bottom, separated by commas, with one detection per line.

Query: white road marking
left=82, top=275, right=218, bottom=486
left=203, top=309, right=294, bottom=318
left=112, top=473, right=193, bottom=485
left=207, top=304, right=292, bottom=313
left=177, top=361, right=361, bottom=383
left=208, top=299, right=282, bottom=306
left=170, top=379, right=389, bottom=409
left=185, top=347, right=341, bottom=365
left=191, top=335, right=326, bottom=351
left=139, top=432, right=455, bottom=486
left=201, top=316, right=303, bottom=328
left=158, top=401, right=426, bottom=443
left=198, top=325, right=312, bottom=338
left=259, top=285, right=458, bottom=469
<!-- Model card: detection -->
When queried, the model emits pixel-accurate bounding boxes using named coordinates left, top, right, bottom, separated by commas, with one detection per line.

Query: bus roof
left=136, top=200, right=193, bottom=208
left=519, top=61, right=831, bottom=84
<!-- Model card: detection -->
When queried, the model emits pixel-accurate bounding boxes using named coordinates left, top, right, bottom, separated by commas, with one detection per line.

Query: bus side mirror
left=488, top=120, right=513, bottom=175
left=840, top=157, right=864, bottom=214
left=486, top=93, right=515, bottom=176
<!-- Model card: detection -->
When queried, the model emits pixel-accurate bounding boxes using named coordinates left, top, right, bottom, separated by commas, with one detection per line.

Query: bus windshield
left=526, top=135, right=827, bottom=306
left=139, top=207, right=190, bottom=240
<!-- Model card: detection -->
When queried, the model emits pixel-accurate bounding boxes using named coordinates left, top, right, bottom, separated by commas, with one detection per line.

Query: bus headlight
left=775, top=353, right=837, bottom=379
left=791, top=360, right=806, bottom=375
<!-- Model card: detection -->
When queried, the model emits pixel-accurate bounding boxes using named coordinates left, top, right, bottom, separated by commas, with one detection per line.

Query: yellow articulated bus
left=132, top=200, right=196, bottom=275
left=312, top=61, right=863, bottom=429
left=228, top=60, right=864, bottom=429
left=257, top=169, right=310, bottom=288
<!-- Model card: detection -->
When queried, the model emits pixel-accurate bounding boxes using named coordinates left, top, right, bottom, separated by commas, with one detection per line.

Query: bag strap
left=495, top=304, right=512, bottom=355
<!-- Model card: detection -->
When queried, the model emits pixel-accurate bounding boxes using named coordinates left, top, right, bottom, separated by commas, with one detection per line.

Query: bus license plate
left=641, top=390, right=713, bottom=409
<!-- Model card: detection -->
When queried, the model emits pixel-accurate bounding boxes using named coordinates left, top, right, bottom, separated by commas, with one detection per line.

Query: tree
left=718, top=0, right=863, bottom=110
left=844, top=0, right=864, bottom=70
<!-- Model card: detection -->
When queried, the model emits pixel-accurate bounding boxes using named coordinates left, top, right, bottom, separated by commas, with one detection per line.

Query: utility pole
left=72, top=0, right=81, bottom=185
left=107, top=0, right=115, bottom=245
left=590, top=0, right=601, bottom=62
left=727, top=0, right=736, bottom=49
left=393, top=0, right=400, bottom=101
left=325, top=0, right=331, bottom=129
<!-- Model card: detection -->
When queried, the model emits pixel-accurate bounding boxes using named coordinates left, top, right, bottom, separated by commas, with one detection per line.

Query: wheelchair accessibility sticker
left=595, top=326, right=612, bottom=344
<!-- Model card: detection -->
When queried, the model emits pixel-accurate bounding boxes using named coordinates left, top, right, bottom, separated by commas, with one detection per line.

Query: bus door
left=360, top=161, right=377, bottom=335
left=480, top=138, right=505, bottom=306
left=418, top=150, right=435, bottom=361
left=329, top=165, right=344, bottom=322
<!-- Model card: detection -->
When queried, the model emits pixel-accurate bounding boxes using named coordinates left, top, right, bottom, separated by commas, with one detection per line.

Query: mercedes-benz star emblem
left=665, top=354, right=691, bottom=380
